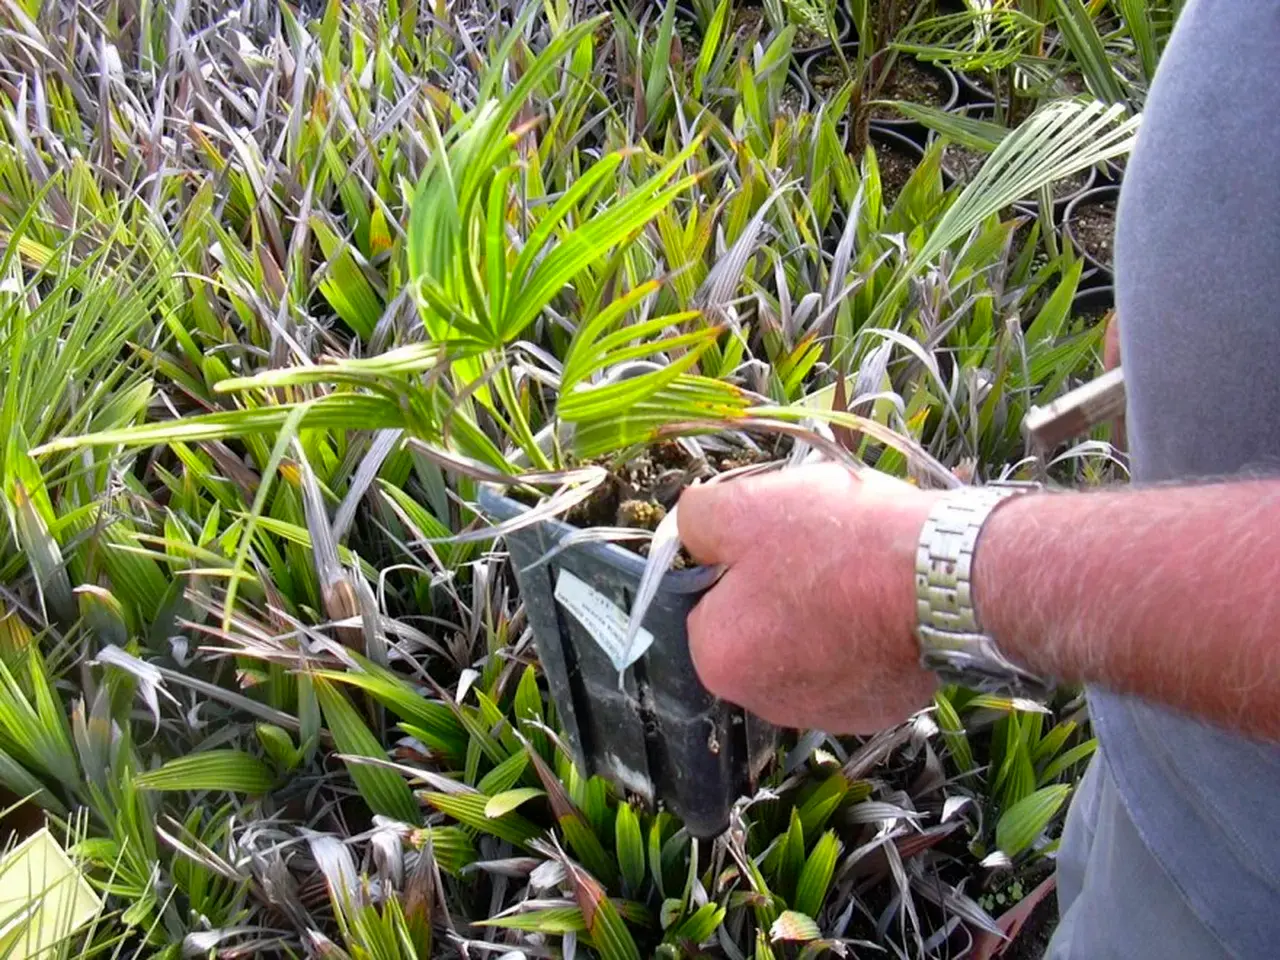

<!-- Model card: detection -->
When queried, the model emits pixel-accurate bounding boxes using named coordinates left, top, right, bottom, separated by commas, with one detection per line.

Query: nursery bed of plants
left=0, top=0, right=1178, bottom=957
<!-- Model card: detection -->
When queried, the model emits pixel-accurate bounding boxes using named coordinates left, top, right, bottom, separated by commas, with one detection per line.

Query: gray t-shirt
left=1098, top=0, right=1280, bottom=954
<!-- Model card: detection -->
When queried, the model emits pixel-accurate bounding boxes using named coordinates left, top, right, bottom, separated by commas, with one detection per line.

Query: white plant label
left=553, top=569, right=654, bottom=672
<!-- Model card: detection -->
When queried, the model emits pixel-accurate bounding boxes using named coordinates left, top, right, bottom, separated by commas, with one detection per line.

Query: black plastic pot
left=955, top=71, right=1083, bottom=120
left=478, top=464, right=777, bottom=839
left=1063, top=184, right=1119, bottom=285
left=674, top=1, right=852, bottom=57
left=870, top=123, right=926, bottom=156
left=868, top=58, right=960, bottom=145
left=818, top=125, right=956, bottom=242
left=932, top=100, right=998, bottom=187
left=779, top=66, right=814, bottom=116
left=793, top=8, right=853, bottom=57
left=1012, top=163, right=1099, bottom=227
left=1071, top=283, right=1114, bottom=317
left=800, top=46, right=960, bottom=148
left=867, top=124, right=957, bottom=201
left=955, top=69, right=995, bottom=108
left=951, top=99, right=996, bottom=120
left=797, top=42, right=857, bottom=120
left=1098, top=155, right=1127, bottom=187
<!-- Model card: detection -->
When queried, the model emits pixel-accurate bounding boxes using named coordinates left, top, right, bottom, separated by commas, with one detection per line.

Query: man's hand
left=677, top=462, right=942, bottom=734
left=679, top=458, right=1280, bottom=744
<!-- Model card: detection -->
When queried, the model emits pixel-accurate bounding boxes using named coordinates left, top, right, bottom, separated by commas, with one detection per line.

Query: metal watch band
left=914, top=483, right=1053, bottom=697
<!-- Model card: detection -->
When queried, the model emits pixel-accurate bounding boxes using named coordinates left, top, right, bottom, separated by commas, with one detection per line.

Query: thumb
left=1104, top=311, right=1121, bottom=372
left=676, top=478, right=754, bottom=566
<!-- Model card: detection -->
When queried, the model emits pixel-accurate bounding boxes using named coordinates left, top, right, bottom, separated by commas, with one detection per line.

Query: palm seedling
left=800, top=0, right=939, bottom=160
left=37, top=80, right=1136, bottom=843
left=895, top=1, right=1185, bottom=129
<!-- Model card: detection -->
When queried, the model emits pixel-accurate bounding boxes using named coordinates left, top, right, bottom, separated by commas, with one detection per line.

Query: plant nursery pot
left=792, top=7, right=853, bottom=56
left=933, top=100, right=997, bottom=186
left=1098, top=154, right=1126, bottom=187
left=798, top=42, right=854, bottom=103
left=1063, top=184, right=1119, bottom=283
left=476, top=362, right=777, bottom=838
left=479, top=486, right=778, bottom=838
left=674, top=1, right=851, bottom=56
left=1074, top=266, right=1110, bottom=294
left=780, top=66, right=814, bottom=116
left=951, top=99, right=997, bottom=120
left=801, top=46, right=960, bottom=147
left=821, top=126, right=955, bottom=242
left=1071, top=283, right=1114, bottom=319
left=955, top=68, right=995, bottom=108
left=869, top=123, right=958, bottom=194
left=1011, top=163, right=1098, bottom=227
left=867, top=58, right=960, bottom=144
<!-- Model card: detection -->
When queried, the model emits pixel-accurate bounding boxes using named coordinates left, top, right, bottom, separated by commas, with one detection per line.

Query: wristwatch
left=914, top=481, right=1055, bottom=698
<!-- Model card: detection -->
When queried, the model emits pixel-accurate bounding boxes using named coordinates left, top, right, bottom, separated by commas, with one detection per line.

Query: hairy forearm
left=973, top=478, right=1280, bottom=742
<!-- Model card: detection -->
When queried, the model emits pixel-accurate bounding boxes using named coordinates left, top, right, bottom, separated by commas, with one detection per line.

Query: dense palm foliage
left=0, top=0, right=1174, bottom=957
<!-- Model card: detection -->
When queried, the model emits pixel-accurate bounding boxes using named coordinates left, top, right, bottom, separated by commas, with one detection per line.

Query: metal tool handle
left=1022, top=366, right=1126, bottom=450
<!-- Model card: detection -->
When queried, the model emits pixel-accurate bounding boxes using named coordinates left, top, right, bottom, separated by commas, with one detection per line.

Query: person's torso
left=1097, top=0, right=1280, bottom=955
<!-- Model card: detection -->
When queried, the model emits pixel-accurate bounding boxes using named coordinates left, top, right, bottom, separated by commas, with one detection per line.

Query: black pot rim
left=798, top=40, right=859, bottom=104
left=781, top=65, right=814, bottom=115
left=932, top=101, right=999, bottom=182
left=869, top=55, right=961, bottom=127
left=866, top=122, right=958, bottom=193
left=798, top=45, right=961, bottom=119
left=674, top=2, right=853, bottom=56
left=869, top=123, right=924, bottom=155
left=1011, top=164, right=1101, bottom=223
left=1063, top=184, right=1120, bottom=276
left=1098, top=154, right=1127, bottom=187
left=955, top=68, right=994, bottom=108
left=951, top=99, right=997, bottom=117
left=1071, top=282, right=1114, bottom=309
left=478, top=484, right=722, bottom=594
left=954, top=66, right=1090, bottom=110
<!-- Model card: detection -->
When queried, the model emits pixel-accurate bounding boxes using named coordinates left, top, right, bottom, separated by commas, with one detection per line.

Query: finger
left=688, top=576, right=824, bottom=731
left=1104, top=311, right=1121, bottom=371
left=679, top=462, right=867, bottom=564
left=686, top=568, right=754, bottom=704
left=675, top=478, right=756, bottom=565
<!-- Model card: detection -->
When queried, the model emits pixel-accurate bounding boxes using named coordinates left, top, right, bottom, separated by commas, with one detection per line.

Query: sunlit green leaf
left=484, top=787, right=544, bottom=819
left=996, top=784, right=1072, bottom=857
left=793, top=830, right=841, bottom=918
left=770, top=909, right=820, bottom=942
left=135, top=750, right=275, bottom=794
left=315, top=677, right=420, bottom=824
left=422, top=792, right=541, bottom=849
left=616, top=800, right=647, bottom=896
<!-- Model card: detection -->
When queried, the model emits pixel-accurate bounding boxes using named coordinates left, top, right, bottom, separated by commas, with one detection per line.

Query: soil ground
left=943, top=142, right=988, bottom=184
left=875, top=138, right=921, bottom=206
left=564, top=439, right=779, bottom=564
left=1049, top=169, right=1091, bottom=200
left=1070, top=201, right=1116, bottom=268
left=870, top=58, right=949, bottom=119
